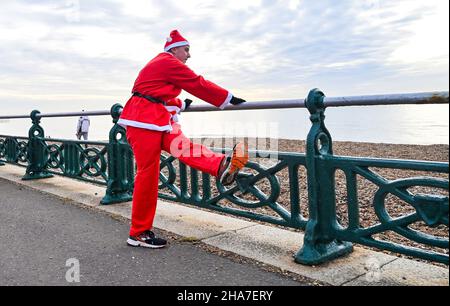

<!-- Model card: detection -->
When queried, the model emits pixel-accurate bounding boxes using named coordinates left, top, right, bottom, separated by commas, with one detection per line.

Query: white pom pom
left=166, top=37, right=172, bottom=42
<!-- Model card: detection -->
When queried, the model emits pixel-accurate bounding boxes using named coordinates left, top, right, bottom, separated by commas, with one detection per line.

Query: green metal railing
left=0, top=89, right=448, bottom=265
left=295, top=90, right=448, bottom=265
left=0, top=104, right=134, bottom=204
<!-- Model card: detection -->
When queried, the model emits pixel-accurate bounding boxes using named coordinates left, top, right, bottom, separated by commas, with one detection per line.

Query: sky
left=0, top=0, right=448, bottom=144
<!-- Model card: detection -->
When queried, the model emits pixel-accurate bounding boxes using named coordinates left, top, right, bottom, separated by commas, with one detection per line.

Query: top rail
left=0, top=110, right=111, bottom=120
left=0, top=91, right=447, bottom=119
left=189, top=91, right=449, bottom=112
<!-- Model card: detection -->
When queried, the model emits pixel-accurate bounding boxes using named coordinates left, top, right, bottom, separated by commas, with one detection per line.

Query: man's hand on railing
left=183, top=97, right=245, bottom=109
left=230, top=96, right=246, bottom=105
left=184, top=99, right=193, bottom=110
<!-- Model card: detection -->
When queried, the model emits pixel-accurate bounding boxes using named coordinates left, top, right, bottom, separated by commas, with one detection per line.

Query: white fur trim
left=219, top=92, right=233, bottom=110
left=164, top=41, right=189, bottom=52
left=118, top=119, right=172, bottom=132
left=165, top=105, right=181, bottom=113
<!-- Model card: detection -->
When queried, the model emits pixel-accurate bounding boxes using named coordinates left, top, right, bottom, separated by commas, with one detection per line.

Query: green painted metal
left=0, top=137, right=110, bottom=187
left=294, top=89, right=353, bottom=265
left=22, top=110, right=53, bottom=180
left=44, top=140, right=109, bottom=184
left=0, top=137, right=4, bottom=166
left=158, top=153, right=308, bottom=229
left=0, top=89, right=448, bottom=265
left=0, top=137, right=7, bottom=165
left=292, top=89, right=449, bottom=265
left=329, top=159, right=449, bottom=264
left=101, top=104, right=134, bottom=204
left=0, top=135, right=29, bottom=167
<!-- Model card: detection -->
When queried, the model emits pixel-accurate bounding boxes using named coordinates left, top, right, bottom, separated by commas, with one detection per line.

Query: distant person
left=76, top=110, right=90, bottom=141
left=118, top=29, right=249, bottom=249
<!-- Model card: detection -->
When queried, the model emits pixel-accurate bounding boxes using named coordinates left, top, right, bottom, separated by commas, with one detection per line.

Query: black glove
left=184, top=99, right=193, bottom=110
left=230, top=96, right=246, bottom=105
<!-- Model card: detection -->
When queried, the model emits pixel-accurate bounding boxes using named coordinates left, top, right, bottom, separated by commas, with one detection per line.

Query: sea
left=0, top=104, right=448, bottom=145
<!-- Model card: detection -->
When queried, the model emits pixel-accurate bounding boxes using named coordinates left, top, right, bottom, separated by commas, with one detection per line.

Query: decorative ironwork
left=293, top=89, right=448, bottom=265
left=79, top=147, right=107, bottom=178
left=22, top=110, right=53, bottom=180
left=101, top=104, right=134, bottom=204
left=0, top=137, right=6, bottom=166
left=0, top=136, right=29, bottom=167
left=216, top=161, right=281, bottom=208
left=332, top=163, right=449, bottom=264
left=46, top=143, right=64, bottom=170
left=158, top=152, right=308, bottom=229
left=294, top=89, right=353, bottom=265
left=17, top=140, right=28, bottom=163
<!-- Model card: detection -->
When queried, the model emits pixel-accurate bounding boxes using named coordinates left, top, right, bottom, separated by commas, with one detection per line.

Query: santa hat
left=164, top=30, right=189, bottom=52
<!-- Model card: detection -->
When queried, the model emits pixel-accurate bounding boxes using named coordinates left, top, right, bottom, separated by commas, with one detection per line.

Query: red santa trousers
left=126, top=123, right=225, bottom=236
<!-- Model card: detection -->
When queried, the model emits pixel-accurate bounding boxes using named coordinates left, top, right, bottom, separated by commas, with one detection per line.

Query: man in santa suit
left=119, top=30, right=249, bottom=248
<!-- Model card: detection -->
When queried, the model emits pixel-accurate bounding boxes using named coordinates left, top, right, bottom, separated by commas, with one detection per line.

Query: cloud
left=0, top=0, right=448, bottom=114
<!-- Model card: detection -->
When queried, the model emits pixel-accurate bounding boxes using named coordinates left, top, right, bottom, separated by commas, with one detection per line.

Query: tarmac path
left=0, top=178, right=305, bottom=287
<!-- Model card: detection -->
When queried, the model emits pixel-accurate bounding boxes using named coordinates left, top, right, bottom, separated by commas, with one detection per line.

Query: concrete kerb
left=0, top=163, right=448, bottom=286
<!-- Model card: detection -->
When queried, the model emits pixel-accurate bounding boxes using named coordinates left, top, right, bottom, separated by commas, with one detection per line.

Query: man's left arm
left=165, top=57, right=233, bottom=109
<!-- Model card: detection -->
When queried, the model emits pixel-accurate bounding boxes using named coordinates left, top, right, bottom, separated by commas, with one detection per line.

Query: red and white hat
left=164, top=30, right=189, bottom=52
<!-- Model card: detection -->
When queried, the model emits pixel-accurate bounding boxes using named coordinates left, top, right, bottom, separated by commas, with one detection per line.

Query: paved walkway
left=0, top=164, right=448, bottom=286
left=0, top=178, right=307, bottom=286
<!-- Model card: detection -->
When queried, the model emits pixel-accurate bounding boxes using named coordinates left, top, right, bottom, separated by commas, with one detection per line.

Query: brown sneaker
left=218, top=142, right=249, bottom=186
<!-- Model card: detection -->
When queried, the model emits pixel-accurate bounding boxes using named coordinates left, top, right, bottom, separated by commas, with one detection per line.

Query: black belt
left=132, top=92, right=166, bottom=106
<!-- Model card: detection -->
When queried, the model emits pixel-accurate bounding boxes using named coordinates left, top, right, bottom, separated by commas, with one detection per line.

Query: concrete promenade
left=0, top=164, right=448, bottom=286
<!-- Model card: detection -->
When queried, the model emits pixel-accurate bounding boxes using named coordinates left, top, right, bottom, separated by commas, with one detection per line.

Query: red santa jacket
left=118, top=52, right=232, bottom=132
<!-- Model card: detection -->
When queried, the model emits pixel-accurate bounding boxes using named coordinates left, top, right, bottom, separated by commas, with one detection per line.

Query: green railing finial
left=305, top=88, right=333, bottom=156
left=110, top=103, right=122, bottom=124
left=28, top=110, right=45, bottom=139
left=30, top=110, right=41, bottom=124
left=305, top=88, right=325, bottom=115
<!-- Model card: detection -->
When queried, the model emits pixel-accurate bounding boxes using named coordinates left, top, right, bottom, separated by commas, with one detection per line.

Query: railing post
left=294, top=89, right=353, bottom=265
left=101, top=104, right=134, bottom=204
left=22, top=110, right=53, bottom=180
left=0, top=138, right=5, bottom=166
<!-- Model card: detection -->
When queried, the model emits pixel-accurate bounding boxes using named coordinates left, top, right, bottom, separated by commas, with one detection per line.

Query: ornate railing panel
left=158, top=151, right=309, bottom=229
left=47, top=140, right=109, bottom=185
left=0, top=135, right=110, bottom=185
left=329, top=157, right=448, bottom=264
left=0, top=135, right=29, bottom=167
